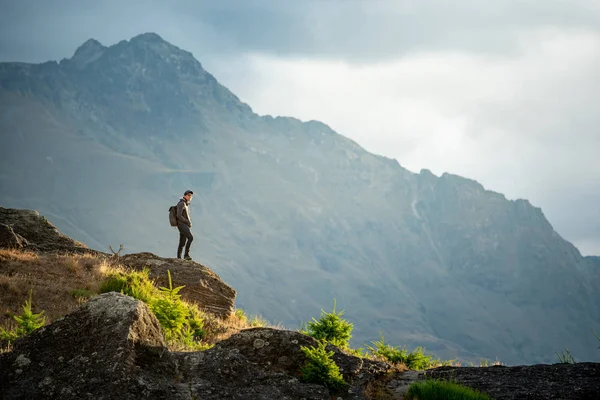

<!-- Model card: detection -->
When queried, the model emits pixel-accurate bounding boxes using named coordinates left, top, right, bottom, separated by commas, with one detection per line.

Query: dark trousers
left=177, top=223, right=194, bottom=257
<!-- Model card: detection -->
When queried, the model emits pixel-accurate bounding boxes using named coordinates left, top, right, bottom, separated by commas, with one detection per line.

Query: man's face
left=185, top=194, right=193, bottom=202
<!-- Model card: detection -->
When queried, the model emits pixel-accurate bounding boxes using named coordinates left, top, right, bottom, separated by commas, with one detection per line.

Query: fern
left=299, top=340, right=347, bottom=392
left=305, top=299, right=353, bottom=348
left=0, top=290, right=46, bottom=345
left=14, top=289, right=46, bottom=336
left=151, top=270, right=188, bottom=339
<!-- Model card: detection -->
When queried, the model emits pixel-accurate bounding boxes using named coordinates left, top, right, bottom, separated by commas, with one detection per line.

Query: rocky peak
left=69, top=38, right=106, bottom=69
left=62, top=32, right=205, bottom=81
left=66, top=33, right=254, bottom=123
left=127, top=32, right=198, bottom=66
left=130, top=32, right=166, bottom=44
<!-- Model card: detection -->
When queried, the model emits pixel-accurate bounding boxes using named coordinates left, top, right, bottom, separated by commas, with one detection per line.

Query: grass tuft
left=407, top=379, right=491, bottom=400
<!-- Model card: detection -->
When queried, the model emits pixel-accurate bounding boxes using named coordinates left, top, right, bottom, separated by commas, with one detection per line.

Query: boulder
left=214, top=327, right=389, bottom=382
left=119, top=252, right=236, bottom=318
left=0, top=292, right=186, bottom=399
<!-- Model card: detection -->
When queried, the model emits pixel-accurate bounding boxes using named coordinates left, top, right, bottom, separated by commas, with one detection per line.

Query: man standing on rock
left=176, top=190, right=194, bottom=260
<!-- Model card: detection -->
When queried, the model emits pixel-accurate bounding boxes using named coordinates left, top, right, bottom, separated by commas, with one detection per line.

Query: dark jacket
left=176, top=198, right=192, bottom=227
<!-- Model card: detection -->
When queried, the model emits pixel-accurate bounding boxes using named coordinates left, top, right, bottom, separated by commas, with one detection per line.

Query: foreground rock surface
left=419, top=363, right=600, bottom=400
left=0, top=293, right=388, bottom=399
left=0, top=207, right=91, bottom=253
left=119, top=252, right=236, bottom=318
left=1, top=292, right=599, bottom=399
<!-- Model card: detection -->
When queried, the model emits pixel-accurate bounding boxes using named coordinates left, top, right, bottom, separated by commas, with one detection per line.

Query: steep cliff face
left=1, top=33, right=598, bottom=364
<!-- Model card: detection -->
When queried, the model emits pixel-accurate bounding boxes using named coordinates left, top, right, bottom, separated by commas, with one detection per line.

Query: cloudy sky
left=1, top=0, right=599, bottom=255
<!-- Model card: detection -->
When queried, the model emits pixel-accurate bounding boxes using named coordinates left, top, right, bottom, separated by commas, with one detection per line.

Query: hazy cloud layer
left=1, top=0, right=599, bottom=254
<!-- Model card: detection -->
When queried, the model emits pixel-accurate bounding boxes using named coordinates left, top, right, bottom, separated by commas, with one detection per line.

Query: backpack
left=168, top=205, right=178, bottom=227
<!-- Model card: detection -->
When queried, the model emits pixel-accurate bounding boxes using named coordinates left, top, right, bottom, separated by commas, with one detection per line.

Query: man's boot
left=177, top=248, right=183, bottom=259
left=184, top=254, right=192, bottom=261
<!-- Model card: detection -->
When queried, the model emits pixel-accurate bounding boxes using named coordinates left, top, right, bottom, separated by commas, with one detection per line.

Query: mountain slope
left=1, top=32, right=598, bottom=364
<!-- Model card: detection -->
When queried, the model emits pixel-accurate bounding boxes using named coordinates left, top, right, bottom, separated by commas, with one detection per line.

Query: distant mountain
left=1, top=32, right=598, bottom=365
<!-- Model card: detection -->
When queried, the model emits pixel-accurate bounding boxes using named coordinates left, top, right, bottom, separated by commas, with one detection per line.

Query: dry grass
left=0, top=249, right=110, bottom=326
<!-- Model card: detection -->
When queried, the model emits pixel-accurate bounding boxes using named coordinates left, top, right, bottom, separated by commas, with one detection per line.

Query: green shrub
left=99, top=268, right=156, bottom=303
left=304, top=299, right=353, bottom=348
left=100, top=268, right=205, bottom=349
left=152, top=270, right=189, bottom=339
left=186, top=303, right=207, bottom=341
left=176, top=325, right=211, bottom=351
left=368, top=334, right=408, bottom=363
left=0, top=290, right=46, bottom=345
left=299, top=340, right=347, bottom=392
left=368, top=334, right=436, bottom=370
left=407, top=379, right=491, bottom=400
left=406, top=346, right=435, bottom=370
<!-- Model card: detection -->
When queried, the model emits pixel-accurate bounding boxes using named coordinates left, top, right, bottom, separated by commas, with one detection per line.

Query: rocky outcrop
left=0, top=207, right=91, bottom=253
left=0, top=207, right=235, bottom=319
left=0, top=292, right=388, bottom=400
left=119, top=252, right=236, bottom=318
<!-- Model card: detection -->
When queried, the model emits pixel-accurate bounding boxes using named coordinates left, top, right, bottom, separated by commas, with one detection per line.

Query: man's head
left=183, top=190, right=194, bottom=202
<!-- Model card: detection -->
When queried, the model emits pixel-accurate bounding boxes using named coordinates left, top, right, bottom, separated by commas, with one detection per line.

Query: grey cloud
left=2, top=0, right=600, bottom=64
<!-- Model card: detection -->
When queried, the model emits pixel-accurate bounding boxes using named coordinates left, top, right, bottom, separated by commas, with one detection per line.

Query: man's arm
left=176, top=201, right=191, bottom=226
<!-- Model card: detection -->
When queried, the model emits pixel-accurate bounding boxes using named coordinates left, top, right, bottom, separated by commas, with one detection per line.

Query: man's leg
left=184, top=229, right=194, bottom=260
left=178, top=224, right=194, bottom=260
left=177, top=225, right=187, bottom=259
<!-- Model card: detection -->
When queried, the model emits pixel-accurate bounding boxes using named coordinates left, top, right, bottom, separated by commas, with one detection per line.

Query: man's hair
left=184, top=190, right=194, bottom=196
